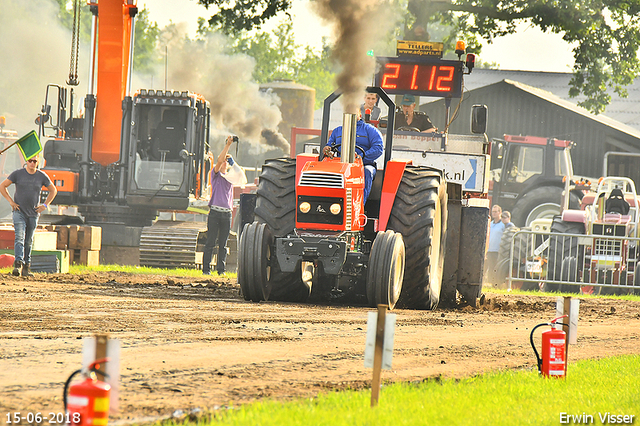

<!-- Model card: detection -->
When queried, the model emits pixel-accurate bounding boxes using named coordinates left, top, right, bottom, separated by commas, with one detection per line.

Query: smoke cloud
left=311, top=0, right=389, bottom=114
left=157, top=24, right=290, bottom=154
left=0, top=0, right=79, bottom=134
left=0, top=2, right=289, bottom=157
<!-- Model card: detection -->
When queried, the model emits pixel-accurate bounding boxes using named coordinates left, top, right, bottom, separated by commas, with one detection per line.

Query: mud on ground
left=1, top=271, right=639, bottom=423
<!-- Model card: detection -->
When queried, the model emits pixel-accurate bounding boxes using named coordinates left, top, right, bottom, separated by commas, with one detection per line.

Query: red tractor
left=490, top=135, right=583, bottom=227
left=238, top=87, right=490, bottom=309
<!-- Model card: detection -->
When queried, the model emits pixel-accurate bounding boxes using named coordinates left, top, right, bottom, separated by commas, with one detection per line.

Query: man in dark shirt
left=394, top=94, right=437, bottom=132
left=0, top=155, right=57, bottom=277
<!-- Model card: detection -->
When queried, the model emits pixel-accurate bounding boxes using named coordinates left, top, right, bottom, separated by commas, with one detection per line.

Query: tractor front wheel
left=238, top=222, right=272, bottom=302
left=366, top=230, right=405, bottom=309
left=387, top=166, right=447, bottom=310
left=546, top=217, right=584, bottom=293
left=254, top=158, right=310, bottom=302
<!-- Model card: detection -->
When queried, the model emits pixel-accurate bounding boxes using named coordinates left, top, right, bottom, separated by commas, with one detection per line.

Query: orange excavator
left=37, top=0, right=212, bottom=265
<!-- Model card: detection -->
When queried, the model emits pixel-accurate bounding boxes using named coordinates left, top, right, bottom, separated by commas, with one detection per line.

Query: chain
left=67, top=0, right=81, bottom=86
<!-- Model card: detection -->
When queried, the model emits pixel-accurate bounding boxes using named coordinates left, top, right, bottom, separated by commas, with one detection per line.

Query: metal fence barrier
left=504, top=229, right=640, bottom=294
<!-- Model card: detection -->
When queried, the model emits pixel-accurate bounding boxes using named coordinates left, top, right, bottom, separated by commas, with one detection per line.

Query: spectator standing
left=501, top=210, right=515, bottom=228
left=0, top=155, right=57, bottom=277
left=485, top=204, right=505, bottom=284
left=202, top=136, right=235, bottom=276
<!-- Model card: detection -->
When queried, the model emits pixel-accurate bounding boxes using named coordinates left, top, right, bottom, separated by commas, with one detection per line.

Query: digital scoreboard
left=374, top=56, right=464, bottom=98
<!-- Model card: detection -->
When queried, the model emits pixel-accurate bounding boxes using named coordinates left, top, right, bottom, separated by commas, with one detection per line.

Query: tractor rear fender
left=379, top=159, right=411, bottom=231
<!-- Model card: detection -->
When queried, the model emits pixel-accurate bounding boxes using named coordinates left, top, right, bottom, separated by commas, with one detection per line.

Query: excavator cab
left=125, top=90, right=210, bottom=211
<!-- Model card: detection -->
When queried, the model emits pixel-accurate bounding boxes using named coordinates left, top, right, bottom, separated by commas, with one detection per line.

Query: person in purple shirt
left=202, top=136, right=235, bottom=276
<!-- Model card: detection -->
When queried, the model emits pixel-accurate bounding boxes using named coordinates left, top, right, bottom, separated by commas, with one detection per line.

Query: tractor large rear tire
left=494, top=227, right=539, bottom=291
left=238, top=222, right=273, bottom=302
left=545, top=216, right=584, bottom=293
left=633, top=265, right=640, bottom=295
left=387, top=166, right=447, bottom=310
left=494, top=226, right=519, bottom=285
left=254, top=158, right=310, bottom=302
left=366, top=230, right=405, bottom=309
left=511, top=186, right=581, bottom=227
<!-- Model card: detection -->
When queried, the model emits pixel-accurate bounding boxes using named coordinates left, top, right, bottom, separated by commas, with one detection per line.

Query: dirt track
left=1, top=271, right=639, bottom=423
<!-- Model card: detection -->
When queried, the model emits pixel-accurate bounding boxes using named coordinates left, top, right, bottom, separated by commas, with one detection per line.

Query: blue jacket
left=327, top=120, right=383, bottom=166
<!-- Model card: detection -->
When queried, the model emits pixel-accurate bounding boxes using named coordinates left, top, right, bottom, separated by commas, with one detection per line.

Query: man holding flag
left=0, top=132, right=57, bottom=276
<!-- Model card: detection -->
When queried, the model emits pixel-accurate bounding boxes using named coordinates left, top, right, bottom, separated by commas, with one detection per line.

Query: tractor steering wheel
left=396, top=126, right=421, bottom=132
left=324, top=143, right=366, bottom=159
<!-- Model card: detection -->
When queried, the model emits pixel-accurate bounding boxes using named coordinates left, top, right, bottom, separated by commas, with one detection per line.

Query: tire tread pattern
left=387, top=166, right=445, bottom=309
left=254, top=158, right=308, bottom=302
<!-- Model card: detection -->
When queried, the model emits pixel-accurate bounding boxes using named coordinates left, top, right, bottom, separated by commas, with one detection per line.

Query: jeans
left=364, top=165, right=377, bottom=204
left=202, top=209, right=232, bottom=274
left=485, top=251, right=499, bottom=285
left=13, top=210, right=38, bottom=264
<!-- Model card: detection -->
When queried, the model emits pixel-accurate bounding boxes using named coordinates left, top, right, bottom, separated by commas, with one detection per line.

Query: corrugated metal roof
left=424, top=78, right=640, bottom=178
left=465, top=69, right=640, bottom=130
left=503, top=79, right=640, bottom=140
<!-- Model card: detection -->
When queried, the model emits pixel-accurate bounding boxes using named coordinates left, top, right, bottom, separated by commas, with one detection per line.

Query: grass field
left=69, top=264, right=238, bottom=278
left=2, top=264, right=637, bottom=424
left=493, top=287, right=640, bottom=302
left=175, top=355, right=639, bottom=426
left=0, top=264, right=238, bottom=279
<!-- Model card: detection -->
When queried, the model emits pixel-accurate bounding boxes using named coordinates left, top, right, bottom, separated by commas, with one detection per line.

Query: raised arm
left=214, top=136, right=234, bottom=174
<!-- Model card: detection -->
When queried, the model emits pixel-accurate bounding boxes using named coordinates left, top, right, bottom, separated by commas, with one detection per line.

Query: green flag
left=16, top=131, right=42, bottom=161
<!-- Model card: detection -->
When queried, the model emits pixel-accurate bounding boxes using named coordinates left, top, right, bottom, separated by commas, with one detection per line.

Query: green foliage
left=177, top=355, right=640, bottom=426
left=426, top=0, right=640, bottom=114
left=51, top=0, right=160, bottom=76
left=52, top=0, right=91, bottom=39
left=293, top=44, right=336, bottom=109
left=229, top=22, right=298, bottom=83
left=221, top=21, right=336, bottom=109
left=198, top=0, right=293, bottom=34
left=194, top=0, right=640, bottom=115
left=133, top=9, right=161, bottom=75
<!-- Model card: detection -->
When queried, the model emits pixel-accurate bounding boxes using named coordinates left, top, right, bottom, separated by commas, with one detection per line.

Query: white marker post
left=364, top=305, right=397, bottom=407
left=82, top=334, right=121, bottom=413
left=556, top=296, right=579, bottom=376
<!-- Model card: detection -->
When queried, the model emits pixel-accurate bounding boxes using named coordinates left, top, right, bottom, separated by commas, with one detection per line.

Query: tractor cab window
left=130, top=105, right=188, bottom=192
left=489, top=139, right=505, bottom=182
left=554, top=148, right=572, bottom=176
left=505, top=145, right=543, bottom=183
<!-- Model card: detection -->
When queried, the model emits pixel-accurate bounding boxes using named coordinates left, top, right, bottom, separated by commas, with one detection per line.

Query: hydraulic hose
left=63, top=358, right=110, bottom=411
left=529, top=323, right=550, bottom=374
left=62, top=369, right=82, bottom=412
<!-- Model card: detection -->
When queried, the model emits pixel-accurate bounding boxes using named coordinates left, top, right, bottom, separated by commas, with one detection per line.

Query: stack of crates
left=51, top=225, right=102, bottom=266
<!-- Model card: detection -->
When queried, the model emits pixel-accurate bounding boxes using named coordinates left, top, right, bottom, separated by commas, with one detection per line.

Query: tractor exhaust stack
left=341, top=113, right=357, bottom=164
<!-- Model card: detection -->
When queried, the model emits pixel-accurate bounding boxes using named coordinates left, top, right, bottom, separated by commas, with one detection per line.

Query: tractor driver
left=394, top=94, right=437, bottom=133
left=325, top=109, right=383, bottom=204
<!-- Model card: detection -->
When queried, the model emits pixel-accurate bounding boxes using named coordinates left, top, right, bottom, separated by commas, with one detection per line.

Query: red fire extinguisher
left=63, top=358, right=111, bottom=426
left=530, top=315, right=568, bottom=378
